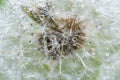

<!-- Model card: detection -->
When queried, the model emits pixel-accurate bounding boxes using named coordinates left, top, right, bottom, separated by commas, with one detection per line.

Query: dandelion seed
left=21, top=1, right=88, bottom=60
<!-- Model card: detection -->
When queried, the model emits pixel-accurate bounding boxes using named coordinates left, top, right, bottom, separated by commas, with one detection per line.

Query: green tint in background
left=0, top=0, right=4, bottom=7
left=0, top=0, right=120, bottom=80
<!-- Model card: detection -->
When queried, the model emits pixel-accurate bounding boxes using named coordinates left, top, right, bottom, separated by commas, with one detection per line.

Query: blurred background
left=0, top=0, right=120, bottom=80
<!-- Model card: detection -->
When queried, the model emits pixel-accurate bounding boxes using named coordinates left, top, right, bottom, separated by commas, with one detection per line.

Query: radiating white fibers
left=0, top=0, right=120, bottom=80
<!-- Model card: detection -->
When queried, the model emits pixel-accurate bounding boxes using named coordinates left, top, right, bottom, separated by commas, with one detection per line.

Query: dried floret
left=21, top=3, right=88, bottom=60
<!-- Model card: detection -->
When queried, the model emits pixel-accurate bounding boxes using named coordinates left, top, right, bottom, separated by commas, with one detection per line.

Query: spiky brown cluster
left=37, top=17, right=86, bottom=60
left=21, top=4, right=87, bottom=60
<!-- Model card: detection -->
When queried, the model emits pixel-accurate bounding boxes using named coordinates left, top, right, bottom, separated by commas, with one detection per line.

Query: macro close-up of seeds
left=21, top=3, right=89, bottom=60
left=0, top=0, right=120, bottom=80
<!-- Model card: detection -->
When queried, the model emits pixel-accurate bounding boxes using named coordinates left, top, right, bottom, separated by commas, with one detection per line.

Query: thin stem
left=76, top=53, right=87, bottom=69
left=59, top=58, right=62, bottom=75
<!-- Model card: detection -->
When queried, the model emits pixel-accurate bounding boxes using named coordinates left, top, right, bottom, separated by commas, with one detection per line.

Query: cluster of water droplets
left=0, top=0, right=120, bottom=80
